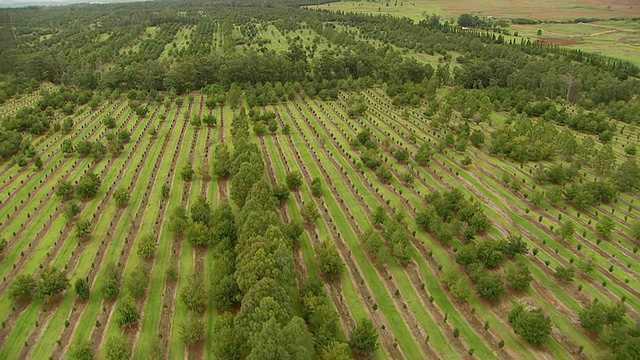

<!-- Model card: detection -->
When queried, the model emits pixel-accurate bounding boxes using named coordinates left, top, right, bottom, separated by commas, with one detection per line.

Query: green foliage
left=508, top=304, right=552, bottom=346
left=415, top=142, right=432, bottom=165
left=320, top=341, right=351, bottom=360
left=214, top=142, right=231, bottom=178
left=310, top=177, right=322, bottom=197
left=556, top=220, right=575, bottom=240
left=286, top=171, right=303, bottom=190
left=103, top=116, right=116, bottom=129
left=349, top=318, right=379, bottom=356
left=102, top=262, right=121, bottom=301
left=596, top=216, right=615, bottom=238
left=600, top=321, right=640, bottom=360
left=631, top=221, right=640, bottom=244
left=180, top=316, right=205, bottom=345
left=190, top=195, right=211, bottom=225
left=441, top=268, right=471, bottom=302
left=76, top=140, right=93, bottom=157
left=57, top=180, right=75, bottom=201
left=137, top=233, right=158, bottom=259
left=505, top=261, right=532, bottom=292
left=76, top=172, right=101, bottom=200
left=181, top=274, right=207, bottom=312
left=35, top=267, right=70, bottom=301
left=67, top=338, right=94, bottom=360
left=169, top=205, right=188, bottom=235
left=74, top=219, right=92, bottom=239
left=579, top=299, right=626, bottom=333
left=317, top=238, right=344, bottom=282
left=105, top=335, right=131, bottom=360
left=126, top=263, right=150, bottom=299
left=373, top=206, right=388, bottom=225
left=212, top=312, right=241, bottom=360
left=180, top=163, right=194, bottom=181
left=361, top=228, right=386, bottom=265
left=116, top=296, right=139, bottom=328
left=187, top=222, right=211, bottom=246
left=554, top=266, right=576, bottom=282
left=376, top=164, right=393, bottom=183
left=418, top=189, right=491, bottom=242
left=113, top=186, right=130, bottom=206
left=74, top=278, right=90, bottom=299
left=8, top=274, right=37, bottom=301
left=301, top=201, right=320, bottom=224
left=613, top=159, right=640, bottom=192
left=61, top=139, right=74, bottom=154
left=475, top=273, right=505, bottom=301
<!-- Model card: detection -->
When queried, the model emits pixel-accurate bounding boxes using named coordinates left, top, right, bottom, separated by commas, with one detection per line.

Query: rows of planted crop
left=304, top=95, right=525, bottom=358
left=353, top=91, right=590, bottom=357
left=263, top=111, right=387, bottom=358
left=288, top=95, right=514, bottom=359
left=0, top=98, right=157, bottom=358
left=276, top=97, right=437, bottom=358
left=298, top=92, right=564, bottom=358
left=35, top=100, right=167, bottom=359
left=356, top=88, right=624, bottom=358
left=205, top=104, right=230, bottom=360
left=95, top=98, right=190, bottom=358
left=377, top=88, right=640, bottom=308
left=0, top=98, right=133, bottom=336
left=130, top=99, right=197, bottom=359
left=164, top=97, right=200, bottom=360
left=56, top=99, right=176, bottom=359
left=0, top=99, right=121, bottom=255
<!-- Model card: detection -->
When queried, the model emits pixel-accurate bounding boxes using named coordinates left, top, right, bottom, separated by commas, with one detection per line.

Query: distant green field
left=309, top=0, right=640, bottom=22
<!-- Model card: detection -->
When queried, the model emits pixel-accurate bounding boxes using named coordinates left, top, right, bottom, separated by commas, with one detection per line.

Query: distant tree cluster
left=417, top=188, right=491, bottom=243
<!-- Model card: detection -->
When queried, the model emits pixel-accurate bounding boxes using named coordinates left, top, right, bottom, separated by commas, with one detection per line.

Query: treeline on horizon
left=0, top=0, right=638, bottom=155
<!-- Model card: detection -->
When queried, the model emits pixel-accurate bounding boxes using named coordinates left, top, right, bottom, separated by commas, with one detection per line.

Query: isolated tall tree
left=286, top=171, right=303, bottom=191
left=76, top=172, right=101, bottom=200
left=301, top=201, right=320, bottom=224
left=214, top=142, right=232, bottom=178
left=180, top=316, right=205, bottom=345
left=596, top=216, right=615, bottom=238
left=190, top=195, right=211, bottom=225
left=8, top=274, right=37, bottom=301
left=116, top=296, right=139, bottom=328
left=126, top=263, right=150, bottom=299
left=317, top=238, right=344, bottom=281
left=505, top=261, right=532, bottom=292
left=74, top=277, right=90, bottom=299
left=35, top=267, right=70, bottom=301
left=113, top=186, right=130, bottom=206
left=181, top=274, right=207, bottom=312
left=68, top=338, right=94, bottom=360
left=137, top=233, right=158, bottom=259
left=556, top=220, right=575, bottom=240
left=349, top=318, right=379, bottom=356
left=105, top=334, right=131, bottom=360
left=102, top=262, right=121, bottom=300
left=508, top=304, right=552, bottom=345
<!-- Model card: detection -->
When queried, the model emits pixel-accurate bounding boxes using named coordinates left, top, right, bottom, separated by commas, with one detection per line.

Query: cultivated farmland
left=0, top=1, right=639, bottom=360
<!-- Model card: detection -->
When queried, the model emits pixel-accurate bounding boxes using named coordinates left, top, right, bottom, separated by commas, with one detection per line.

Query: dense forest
left=0, top=0, right=639, bottom=359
